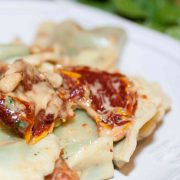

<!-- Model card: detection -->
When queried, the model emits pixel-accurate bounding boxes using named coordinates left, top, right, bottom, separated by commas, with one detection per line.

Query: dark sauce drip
left=32, top=109, right=54, bottom=137
left=60, top=74, right=85, bottom=101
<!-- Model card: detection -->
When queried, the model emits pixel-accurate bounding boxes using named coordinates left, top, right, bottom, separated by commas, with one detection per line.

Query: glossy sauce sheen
left=60, top=67, right=137, bottom=128
left=0, top=94, right=55, bottom=142
left=0, top=95, right=34, bottom=137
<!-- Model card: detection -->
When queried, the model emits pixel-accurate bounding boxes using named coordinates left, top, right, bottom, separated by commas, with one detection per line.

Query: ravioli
left=34, top=21, right=126, bottom=70
left=0, top=124, right=59, bottom=180
left=54, top=110, right=114, bottom=180
left=113, top=77, right=170, bottom=169
left=0, top=44, right=29, bottom=60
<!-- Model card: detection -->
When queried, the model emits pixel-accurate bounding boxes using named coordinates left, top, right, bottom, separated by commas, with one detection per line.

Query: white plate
left=0, top=1, right=180, bottom=180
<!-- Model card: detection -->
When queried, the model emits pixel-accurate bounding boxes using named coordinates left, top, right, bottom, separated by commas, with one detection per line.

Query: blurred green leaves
left=78, top=0, right=115, bottom=12
left=113, top=0, right=147, bottom=19
left=78, top=0, right=180, bottom=40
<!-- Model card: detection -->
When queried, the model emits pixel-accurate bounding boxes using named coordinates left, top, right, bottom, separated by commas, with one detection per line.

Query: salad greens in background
left=77, top=0, right=180, bottom=40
